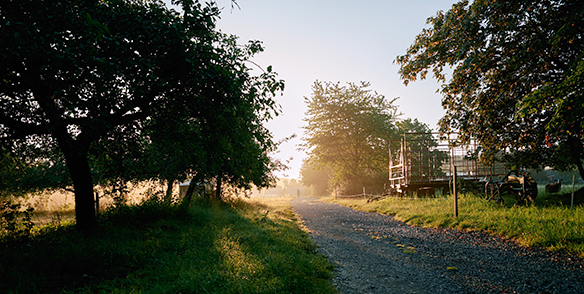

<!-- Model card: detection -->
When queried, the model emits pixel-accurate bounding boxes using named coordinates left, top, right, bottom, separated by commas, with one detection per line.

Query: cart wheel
left=484, top=182, right=502, bottom=203
left=525, top=178, right=538, bottom=203
left=514, top=176, right=538, bottom=205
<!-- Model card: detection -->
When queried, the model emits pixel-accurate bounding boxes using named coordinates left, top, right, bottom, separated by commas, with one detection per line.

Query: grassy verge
left=0, top=196, right=336, bottom=294
left=327, top=191, right=584, bottom=258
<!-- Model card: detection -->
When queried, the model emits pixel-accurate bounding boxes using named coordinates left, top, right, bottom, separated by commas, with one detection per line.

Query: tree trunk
left=67, top=150, right=97, bottom=231
left=576, top=158, right=584, bottom=183
left=215, top=176, right=222, bottom=200
left=182, top=176, right=202, bottom=207
left=164, top=178, right=175, bottom=205
left=569, top=137, right=584, bottom=181
left=58, top=138, right=97, bottom=232
left=95, top=192, right=100, bottom=216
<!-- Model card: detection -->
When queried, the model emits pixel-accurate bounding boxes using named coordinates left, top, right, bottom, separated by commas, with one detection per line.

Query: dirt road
left=291, top=197, right=584, bottom=294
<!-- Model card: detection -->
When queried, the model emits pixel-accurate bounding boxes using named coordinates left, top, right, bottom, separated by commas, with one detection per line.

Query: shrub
left=0, top=198, right=35, bottom=239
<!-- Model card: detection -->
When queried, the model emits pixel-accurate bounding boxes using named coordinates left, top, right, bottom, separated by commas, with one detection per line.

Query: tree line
left=300, top=81, right=433, bottom=196
left=3, top=0, right=584, bottom=231
left=302, top=0, right=584, bottom=196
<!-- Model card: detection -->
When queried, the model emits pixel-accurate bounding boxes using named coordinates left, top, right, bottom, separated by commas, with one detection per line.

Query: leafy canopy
left=0, top=0, right=283, bottom=230
left=396, top=0, right=584, bottom=179
left=301, top=81, right=398, bottom=194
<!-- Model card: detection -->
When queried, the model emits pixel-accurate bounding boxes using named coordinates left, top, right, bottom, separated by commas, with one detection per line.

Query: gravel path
left=291, top=197, right=584, bottom=294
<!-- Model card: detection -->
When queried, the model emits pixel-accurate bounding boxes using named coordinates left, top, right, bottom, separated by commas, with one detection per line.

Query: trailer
left=388, top=132, right=507, bottom=197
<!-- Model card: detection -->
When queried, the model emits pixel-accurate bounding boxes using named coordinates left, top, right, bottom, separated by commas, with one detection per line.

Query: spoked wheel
left=526, top=177, right=538, bottom=203
left=485, top=182, right=502, bottom=203
left=517, top=178, right=538, bottom=204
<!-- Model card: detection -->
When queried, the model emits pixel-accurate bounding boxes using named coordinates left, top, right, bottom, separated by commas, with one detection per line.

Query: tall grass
left=329, top=192, right=584, bottom=258
left=0, top=196, right=336, bottom=293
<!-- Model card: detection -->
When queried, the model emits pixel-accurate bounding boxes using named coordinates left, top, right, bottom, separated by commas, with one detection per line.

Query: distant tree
left=0, top=0, right=283, bottom=231
left=299, top=157, right=331, bottom=196
left=301, top=81, right=399, bottom=194
left=396, top=0, right=584, bottom=180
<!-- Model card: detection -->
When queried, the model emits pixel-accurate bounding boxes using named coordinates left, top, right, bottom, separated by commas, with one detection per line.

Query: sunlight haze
left=165, top=0, right=458, bottom=178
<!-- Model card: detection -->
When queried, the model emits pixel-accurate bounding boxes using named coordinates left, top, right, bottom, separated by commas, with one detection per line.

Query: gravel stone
left=291, top=197, right=584, bottom=294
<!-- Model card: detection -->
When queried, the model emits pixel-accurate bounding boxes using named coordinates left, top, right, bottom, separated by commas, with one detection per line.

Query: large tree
left=396, top=0, right=584, bottom=179
left=1, top=0, right=283, bottom=231
left=301, top=81, right=399, bottom=194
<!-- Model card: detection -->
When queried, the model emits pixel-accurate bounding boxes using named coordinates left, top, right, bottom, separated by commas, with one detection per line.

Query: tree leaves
left=396, top=0, right=584, bottom=179
left=1, top=0, right=285, bottom=229
left=301, top=81, right=399, bottom=194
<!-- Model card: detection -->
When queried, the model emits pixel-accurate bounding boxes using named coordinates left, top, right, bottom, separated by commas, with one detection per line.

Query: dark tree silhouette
left=1, top=0, right=283, bottom=231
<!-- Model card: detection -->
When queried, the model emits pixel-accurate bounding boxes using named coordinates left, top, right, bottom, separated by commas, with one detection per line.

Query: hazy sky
left=165, top=0, right=459, bottom=179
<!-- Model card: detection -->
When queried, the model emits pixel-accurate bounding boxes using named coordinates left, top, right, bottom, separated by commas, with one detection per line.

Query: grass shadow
left=0, top=196, right=336, bottom=293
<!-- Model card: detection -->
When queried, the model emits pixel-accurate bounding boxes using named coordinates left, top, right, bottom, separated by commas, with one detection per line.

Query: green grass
left=30, top=209, right=76, bottom=226
left=328, top=189, right=584, bottom=258
left=0, top=196, right=336, bottom=294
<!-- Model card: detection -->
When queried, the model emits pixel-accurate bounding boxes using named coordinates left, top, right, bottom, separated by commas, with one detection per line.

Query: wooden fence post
left=572, top=174, right=575, bottom=209
left=95, top=192, right=100, bottom=216
left=453, top=166, right=458, bottom=218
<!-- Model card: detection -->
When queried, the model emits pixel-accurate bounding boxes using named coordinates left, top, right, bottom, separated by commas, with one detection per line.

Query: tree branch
left=0, top=113, right=48, bottom=138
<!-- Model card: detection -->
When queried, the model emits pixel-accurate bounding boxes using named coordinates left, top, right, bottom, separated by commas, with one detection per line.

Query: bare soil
left=291, top=197, right=584, bottom=294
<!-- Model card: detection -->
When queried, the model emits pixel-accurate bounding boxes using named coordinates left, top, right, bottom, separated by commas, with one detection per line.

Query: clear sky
left=165, top=0, right=459, bottom=179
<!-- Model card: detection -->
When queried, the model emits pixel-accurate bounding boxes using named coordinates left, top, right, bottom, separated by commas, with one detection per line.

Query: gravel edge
left=291, top=197, right=584, bottom=294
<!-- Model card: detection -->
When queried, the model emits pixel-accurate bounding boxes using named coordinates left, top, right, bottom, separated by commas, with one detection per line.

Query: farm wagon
left=388, top=132, right=508, bottom=197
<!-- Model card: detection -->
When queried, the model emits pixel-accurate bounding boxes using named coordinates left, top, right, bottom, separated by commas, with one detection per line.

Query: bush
left=98, top=195, right=191, bottom=227
left=0, top=198, right=35, bottom=239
